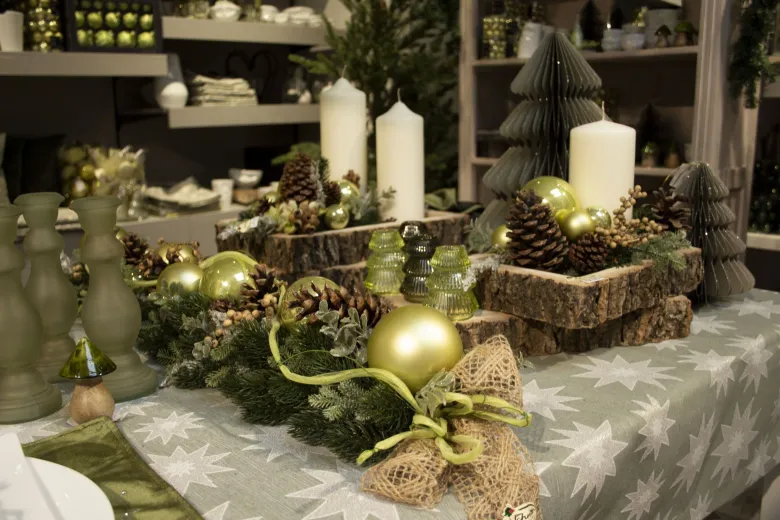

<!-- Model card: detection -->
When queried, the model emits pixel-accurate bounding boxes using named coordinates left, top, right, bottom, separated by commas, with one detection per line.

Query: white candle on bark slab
left=376, top=96, right=425, bottom=222
left=568, top=111, right=636, bottom=219
left=320, top=77, right=368, bottom=194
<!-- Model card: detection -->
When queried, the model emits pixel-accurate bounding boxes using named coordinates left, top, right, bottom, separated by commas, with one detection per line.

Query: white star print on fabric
left=533, top=462, right=552, bottom=497
left=689, top=492, right=712, bottom=520
left=575, top=504, right=602, bottom=520
left=621, top=471, right=665, bottom=520
left=148, top=444, right=234, bottom=494
left=690, top=315, right=736, bottom=335
left=654, top=511, right=672, bottom=520
left=775, top=437, right=780, bottom=463
left=632, top=395, right=675, bottom=461
left=287, top=461, right=400, bottom=520
left=678, top=350, right=736, bottom=397
left=134, top=411, right=204, bottom=445
left=773, top=389, right=780, bottom=422
left=573, top=355, right=681, bottom=391
left=711, top=400, right=759, bottom=485
left=653, top=339, right=689, bottom=351
left=547, top=420, right=628, bottom=503
left=240, top=425, right=329, bottom=462
left=522, top=380, right=581, bottom=421
left=726, top=335, right=774, bottom=393
left=204, top=501, right=230, bottom=520
left=0, top=420, right=59, bottom=443
left=671, top=413, right=716, bottom=495
left=722, top=297, right=780, bottom=319
left=114, top=398, right=158, bottom=421
left=746, top=438, right=773, bottom=486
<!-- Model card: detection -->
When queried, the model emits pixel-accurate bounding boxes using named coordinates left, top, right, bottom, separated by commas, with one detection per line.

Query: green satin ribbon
left=268, top=320, right=532, bottom=466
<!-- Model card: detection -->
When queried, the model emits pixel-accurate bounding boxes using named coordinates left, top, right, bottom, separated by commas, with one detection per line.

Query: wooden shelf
left=472, top=157, right=499, bottom=167
left=162, top=17, right=328, bottom=46
left=0, top=52, right=167, bottom=77
left=769, top=55, right=780, bottom=65
left=167, top=104, right=320, bottom=129
left=747, top=232, right=780, bottom=252
left=473, top=46, right=698, bottom=68
left=634, top=166, right=677, bottom=177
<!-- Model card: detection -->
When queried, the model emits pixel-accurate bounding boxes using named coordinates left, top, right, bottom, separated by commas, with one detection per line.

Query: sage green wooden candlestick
left=0, top=204, right=62, bottom=424
left=15, top=192, right=78, bottom=383
left=71, top=196, right=157, bottom=402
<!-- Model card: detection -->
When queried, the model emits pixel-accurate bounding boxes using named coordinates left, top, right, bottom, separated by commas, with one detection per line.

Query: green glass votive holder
left=424, top=245, right=479, bottom=321
left=401, top=234, right=437, bottom=303
left=365, top=229, right=407, bottom=295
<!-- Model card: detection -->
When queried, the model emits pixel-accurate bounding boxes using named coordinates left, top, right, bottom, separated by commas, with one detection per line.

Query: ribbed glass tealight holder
left=424, top=245, right=479, bottom=321
left=364, top=229, right=407, bottom=295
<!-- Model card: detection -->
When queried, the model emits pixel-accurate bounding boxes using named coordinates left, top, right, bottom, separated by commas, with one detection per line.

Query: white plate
left=29, top=458, right=114, bottom=520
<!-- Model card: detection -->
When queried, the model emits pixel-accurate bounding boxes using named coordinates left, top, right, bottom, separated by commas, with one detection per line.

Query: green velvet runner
left=22, top=416, right=203, bottom=520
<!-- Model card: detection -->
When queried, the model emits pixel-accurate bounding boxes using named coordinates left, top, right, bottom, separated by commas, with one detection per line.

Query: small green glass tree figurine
left=424, top=245, right=479, bottom=321
left=365, top=229, right=406, bottom=295
left=59, top=337, right=117, bottom=424
left=401, top=234, right=437, bottom=303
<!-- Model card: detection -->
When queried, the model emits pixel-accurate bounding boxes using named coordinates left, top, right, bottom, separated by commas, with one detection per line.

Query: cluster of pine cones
left=506, top=186, right=690, bottom=275
left=285, top=281, right=388, bottom=327
left=210, top=263, right=283, bottom=320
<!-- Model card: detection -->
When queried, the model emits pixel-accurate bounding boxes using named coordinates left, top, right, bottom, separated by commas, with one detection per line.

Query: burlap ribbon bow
left=360, top=336, right=541, bottom=519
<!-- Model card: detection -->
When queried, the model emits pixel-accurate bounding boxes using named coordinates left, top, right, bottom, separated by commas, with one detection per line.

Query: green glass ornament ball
left=560, top=208, right=597, bottom=241
left=522, top=176, right=579, bottom=220
left=337, top=180, right=360, bottom=203
left=324, top=204, right=350, bottom=230
left=199, top=258, right=253, bottom=300
left=491, top=224, right=511, bottom=249
left=155, top=243, right=199, bottom=264
left=156, top=262, right=204, bottom=295
left=586, top=206, right=612, bottom=229
left=367, top=305, right=463, bottom=393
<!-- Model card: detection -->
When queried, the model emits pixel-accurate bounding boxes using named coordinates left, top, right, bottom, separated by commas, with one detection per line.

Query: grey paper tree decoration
left=670, top=162, right=755, bottom=302
left=478, top=32, right=604, bottom=229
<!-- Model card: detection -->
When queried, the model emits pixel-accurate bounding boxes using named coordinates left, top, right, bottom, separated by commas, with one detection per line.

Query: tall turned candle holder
left=0, top=204, right=61, bottom=423
left=71, top=196, right=157, bottom=402
left=15, top=192, right=78, bottom=383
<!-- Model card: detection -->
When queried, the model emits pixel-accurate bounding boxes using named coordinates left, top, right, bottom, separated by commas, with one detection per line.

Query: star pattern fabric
left=631, top=395, right=675, bottom=462
left=726, top=335, right=774, bottom=393
left=710, top=400, right=760, bottom=485
left=522, top=380, right=581, bottom=421
left=621, top=471, right=664, bottom=520
left=690, top=315, right=736, bottom=335
left=240, top=425, right=330, bottom=463
left=678, top=350, right=736, bottom=397
left=148, top=443, right=234, bottom=494
left=572, top=355, right=681, bottom=391
left=134, top=411, right=204, bottom=445
left=671, top=413, right=716, bottom=496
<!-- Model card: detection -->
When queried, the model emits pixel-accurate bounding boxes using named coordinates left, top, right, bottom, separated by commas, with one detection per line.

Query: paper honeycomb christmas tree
left=671, top=162, right=754, bottom=302
left=479, top=32, right=605, bottom=228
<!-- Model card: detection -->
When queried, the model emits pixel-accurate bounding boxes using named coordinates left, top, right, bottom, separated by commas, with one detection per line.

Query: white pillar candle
left=568, top=117, right=636, bottom=219
left=320, top=78, right=367, bottom=194
left=376, top=100, right=425, bottom=221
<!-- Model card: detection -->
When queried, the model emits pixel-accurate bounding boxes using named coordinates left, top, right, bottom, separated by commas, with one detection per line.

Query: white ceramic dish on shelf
left=29, top=457, right=114, bottom=520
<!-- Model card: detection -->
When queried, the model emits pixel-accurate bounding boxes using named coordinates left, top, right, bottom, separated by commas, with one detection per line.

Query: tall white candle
left=376, top=100, right=425, bottom=222
left=320, top=78, right=367, bottom=194
left=568, top=117, right=636, bottom=219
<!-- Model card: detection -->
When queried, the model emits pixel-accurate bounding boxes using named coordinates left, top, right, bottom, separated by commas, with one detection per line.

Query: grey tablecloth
left=2, top=290, right=780, bottom=520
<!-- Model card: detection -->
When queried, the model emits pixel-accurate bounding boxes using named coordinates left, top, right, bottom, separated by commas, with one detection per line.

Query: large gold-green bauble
left=560, top=208, right=597, bottom=241
left=69, top=178, right=89, bottom=199
left=279, top=276, right=339, bottom=326
left=200, top=258, right=254, bottom=300
left=157, top=262, right=204, bottom=295
left=79, top=163, right=96, bottom=181
left=522, top=176, right=579, bottom=219
left=155, top=243, right=199, bottom=264
left=586, top=206, right=612, bottom=229
left=199, top=250, right=256, bottom=271
left=491, top=224, right=511, bottom=249
left=324, top=204, right=350, bottom=230
left=367, top=305, right=463, bottom=393
left=337, top=180, right=360, bottom=203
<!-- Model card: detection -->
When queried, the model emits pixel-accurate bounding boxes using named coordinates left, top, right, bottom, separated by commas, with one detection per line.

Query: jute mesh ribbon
left=361, top=336, right=540, bottom=519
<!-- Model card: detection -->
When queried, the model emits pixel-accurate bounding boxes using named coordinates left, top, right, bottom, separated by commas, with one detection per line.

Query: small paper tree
left=671, top=162, right=755, bottom=302
left=478, top=32, right=604, bottom=229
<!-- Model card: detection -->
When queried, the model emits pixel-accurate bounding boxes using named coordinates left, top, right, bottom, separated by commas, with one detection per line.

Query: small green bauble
left=199, top=258, right=253, bottom=300
left=139, top=12, right=153, bottom=30
left=105, top=11, right=120, bottom=28
left=156, top=262, right=204, bottom=295
left=122, top=11, right=138, bottom=28
left=86, top=11, right=102, bottom=29
left=69, top=178, right=89, bottom=199
left=155, top=243, right=198, bottom=264
left=79, top=163, right=96, bottom=181
left=586, top=206, right=612, bottom=229
left=116, top=30, right=136, bottom=47
left=137, top=31, right=154, bottom=48
left=522, top=176, right=579, bottom=220
left=491, top=224, right=511, bottom=249
left=74, top=10, right=85, bottom=27
left=324, top=204, right=349, bottom=230
left=337, top=180, right=360, bottom=203
left=560, top=208, right=597, bottom=241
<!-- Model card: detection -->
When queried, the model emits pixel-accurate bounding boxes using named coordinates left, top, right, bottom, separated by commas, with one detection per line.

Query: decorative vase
left=71, top=196, right=157, bottom=402
left=364, top=229, right=406, bottom=295
left=401, top=234, right=437, bottom=303
left=15, top=192, right=78, bottom=383
left=0, top=204, right=61, bottom=424
left=154, top=54, right=188, bottom=110
left=424, top=245, right=479, bottom=322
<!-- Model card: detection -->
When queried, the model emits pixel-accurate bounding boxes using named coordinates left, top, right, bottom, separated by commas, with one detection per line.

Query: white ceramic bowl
left=229, top=168, right=263, bottom=188
left=621, top=33, right=645, bottom=51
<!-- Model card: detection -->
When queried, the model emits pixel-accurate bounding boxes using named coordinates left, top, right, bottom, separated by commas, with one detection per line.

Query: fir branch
left=628, top=231, right=692, bottom=272
left=205, top=366, right=231, bottom=388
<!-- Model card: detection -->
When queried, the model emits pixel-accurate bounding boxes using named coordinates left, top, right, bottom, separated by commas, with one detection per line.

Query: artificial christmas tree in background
left=478, top=32, right=604, bottom=229
left=671, top=162, right=754, bottom=302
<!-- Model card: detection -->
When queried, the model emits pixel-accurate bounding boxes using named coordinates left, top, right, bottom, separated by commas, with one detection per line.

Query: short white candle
left=568, top=115, right=636, bottom=219
left=320, top=78, right=367, bottom=194
left=376, top=99, right=425, bottom=222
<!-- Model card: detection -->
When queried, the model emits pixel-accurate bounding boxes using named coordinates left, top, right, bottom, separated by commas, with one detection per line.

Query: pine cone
left=291, top=201, right=321, bottom=234
left=120, top=232, right=148, bottom=267
left=324, top=181, right=341, bottom=207
left=279, top=153, right=319, bottom=204
left=568, top=233, right=610, bottom=275
left=138, top=247, right=178, bottom=280
left=343, top=170, right=361, bottom=188
left=287, top=283, right=387, bottom=327
left=506, top=189, right=569, bottom=271
left=239, top=264, right=283, bottom=319
left=210, top=299, right=232, bottom=313
left=241, top=197, right=273, bottom=220
left=69, top=262, right=89, bottom=286
left=652, top=187, right=691, bottom=232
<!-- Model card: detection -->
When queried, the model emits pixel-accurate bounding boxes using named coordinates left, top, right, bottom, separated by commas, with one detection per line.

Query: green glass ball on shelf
left=74, top=10, right=85, bottom=27
left=337, top=180, right=360, bottom=203
left=522, top=176, right=579, bottom=220
left=86, top=11, right=103, bottom=29
left=560, top=208, right=597, bottom=241
left=122, top=11, right=138, bottom=28
left=105, top=11, right=120, bottom=28
left=491, top=224, right=511, bottom=249
left=138, top=31, right=155, bottom=48
left=586, top=206, right=612, bottom=229
left=324, top=204, right=350, bottom=230
left=139, top=13, right=153, bottom=30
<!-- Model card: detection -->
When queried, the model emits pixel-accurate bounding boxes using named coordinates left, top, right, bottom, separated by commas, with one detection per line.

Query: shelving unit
left=0, top=52, right=167, bottom=77
left=167, top=104, right=320, bottom=129
left=473, top=46, right=698, bottom=68
left=747, top=232, right=780, bottom=252
left=162, top=17, right=329, bottom=46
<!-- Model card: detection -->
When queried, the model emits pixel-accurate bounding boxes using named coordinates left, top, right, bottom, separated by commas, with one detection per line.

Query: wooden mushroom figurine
left=59, top=337, right=117, bottom=424
left=654, top=25, right=672, bottom=48
left=674, top=21, right=697, bottom=47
